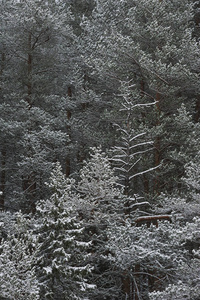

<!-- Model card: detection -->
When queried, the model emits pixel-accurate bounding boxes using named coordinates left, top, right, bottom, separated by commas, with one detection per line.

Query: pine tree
left=149, top=217, right=200, bottom=300
left=107, top=218, right=191, bottom=299
left=82, top=0, right=200, bottom=195
left=147, top=155, right=200, bottom=299
left=0, top=0, right=77, bottom=210
left=0, top=0, right=110, bottom=211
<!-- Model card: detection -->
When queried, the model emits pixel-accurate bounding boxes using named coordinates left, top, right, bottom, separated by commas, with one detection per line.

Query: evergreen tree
left=148, top=217, right=200, bottom=300
left=35, top=162, right=92, bottom=300
left=0, top=0, right=78, bottom=210
left=82, top=0, right=200, bottom=195
left=147, top=155, right=200, bottom=299
left=0, top=212, right=40, bottom=300
left=77, top=147, right=126, bottom=299
left=106, top=217, right=197, bottom=300
left=77, top=147, right=124, bottom=218
left=1, top=1, right=200, bottom=298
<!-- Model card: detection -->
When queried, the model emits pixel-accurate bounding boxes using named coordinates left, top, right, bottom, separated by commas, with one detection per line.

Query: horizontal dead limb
left=135, top=215, right=172, bottom=226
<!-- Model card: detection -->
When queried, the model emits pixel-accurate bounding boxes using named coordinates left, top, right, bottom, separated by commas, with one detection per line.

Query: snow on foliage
left=107, top=220, right=186, bottom=272
left=77, top=146, right=125, bottom=220
left=77, top=147, right=127, bottom=299
left=35, top=162, right=92, bottom=299
left=0, top=212, right=40, bottom=300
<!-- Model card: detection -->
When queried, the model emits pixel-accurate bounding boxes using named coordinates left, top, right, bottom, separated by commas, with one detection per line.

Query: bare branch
left=129, top=164, right=160, bottom=180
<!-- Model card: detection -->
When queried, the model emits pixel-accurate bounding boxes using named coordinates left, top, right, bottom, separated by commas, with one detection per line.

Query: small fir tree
left=77, top=146, right=124, bottom=220
left=0, top=212, right=40, bottom=300
left=77, top=147, right=126, bottom=299
left=35, top=162, right=92, bottom=300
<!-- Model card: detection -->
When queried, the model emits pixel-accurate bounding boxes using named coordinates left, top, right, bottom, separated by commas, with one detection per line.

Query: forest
left=0, top=0, right=200, bottom=299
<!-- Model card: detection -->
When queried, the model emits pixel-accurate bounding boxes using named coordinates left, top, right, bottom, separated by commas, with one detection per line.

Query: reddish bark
left=66, top=86, right=72, bottom=177
left=154, top=91, right=161, bottom=194
left=135, top=215, right=171, bottom=227
left=27, top=33, right=32, bottom=108
left=0, top=150, right=6, bottom=210
left=22, top=174, right=36, bottom=213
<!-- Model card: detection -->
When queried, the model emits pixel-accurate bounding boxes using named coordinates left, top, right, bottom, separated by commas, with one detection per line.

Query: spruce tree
left=35, top=162, right=92, bottom=300
left=77, top=147, right=126, bottom=299
left=0, top=212, right=40, bottom=300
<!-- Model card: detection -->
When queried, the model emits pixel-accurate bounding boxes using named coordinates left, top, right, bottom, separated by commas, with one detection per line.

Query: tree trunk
left=0, top=51, right=6, bottom=210
left=66, top=86, right=72, bottom=177
left=0, top=52, right=5, bottom=77
left=21, top=33, right=36, bottom=212
left=195, top=97, right=200, bottom=122
left=0, top=150, right=6, bottom=210
left=122, top=270, right=131, bottom=299
left=22, top=174, right=36, bottom=213
left=154, top=91, right=161, bottom=194
left=134, top=264, right=141, bottom=300
left=27, top=33, right=32, bottom=108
